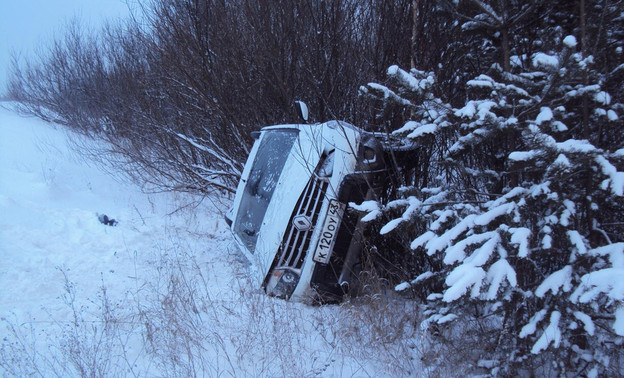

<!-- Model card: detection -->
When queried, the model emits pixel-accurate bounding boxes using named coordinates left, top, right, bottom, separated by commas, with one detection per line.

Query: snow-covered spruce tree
left=358, top=1, right=623, bottom=375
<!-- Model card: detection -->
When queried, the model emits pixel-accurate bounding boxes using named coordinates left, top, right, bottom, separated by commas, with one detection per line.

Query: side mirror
left=250, top=131, right=261, bottom=139
left=294, top=101, right=309, bottom=123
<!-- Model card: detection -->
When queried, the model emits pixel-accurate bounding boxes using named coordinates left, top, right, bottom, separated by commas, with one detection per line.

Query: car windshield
left=234, top=129, right=298, bottom=253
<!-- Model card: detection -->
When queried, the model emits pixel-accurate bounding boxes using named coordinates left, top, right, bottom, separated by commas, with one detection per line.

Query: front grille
left=275, top=174, right=329, bottom=269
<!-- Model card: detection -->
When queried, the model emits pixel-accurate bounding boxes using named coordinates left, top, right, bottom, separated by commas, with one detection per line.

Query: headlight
left=316, top=151, right=335, bottom=177
left=362, top=146, right=376, bottom=163
left=356, top=134, right=383, bottom=169
left=265, top=268, right=300, bottom=299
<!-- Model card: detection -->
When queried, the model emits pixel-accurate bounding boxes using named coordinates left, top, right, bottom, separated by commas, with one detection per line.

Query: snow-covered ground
left=0, top=105, right=423, bottom=377
left=0, top=105, right=222, bottom=321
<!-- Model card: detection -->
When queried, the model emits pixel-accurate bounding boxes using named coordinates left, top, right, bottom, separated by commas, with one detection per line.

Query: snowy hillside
left=0, top=105, right=424, bottom=377
left=0, top=105, right=223, bottom=320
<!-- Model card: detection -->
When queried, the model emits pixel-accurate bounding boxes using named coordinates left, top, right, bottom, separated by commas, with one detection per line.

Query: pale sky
left=0, top=0, right=131, bottom=93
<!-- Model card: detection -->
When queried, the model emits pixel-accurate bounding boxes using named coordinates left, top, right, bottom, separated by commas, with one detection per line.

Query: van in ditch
left=225, top=120, right=386, bottom=302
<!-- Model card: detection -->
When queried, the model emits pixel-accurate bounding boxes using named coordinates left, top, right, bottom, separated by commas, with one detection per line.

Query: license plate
left=313, top=200, right=345, bottom=264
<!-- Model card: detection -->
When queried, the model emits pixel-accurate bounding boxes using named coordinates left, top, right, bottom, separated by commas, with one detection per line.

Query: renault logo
left=293, top=215, right=312, bottom=231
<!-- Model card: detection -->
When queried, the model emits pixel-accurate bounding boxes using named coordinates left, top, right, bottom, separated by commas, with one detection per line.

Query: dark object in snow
left=98, top=213, right=118, bottom=226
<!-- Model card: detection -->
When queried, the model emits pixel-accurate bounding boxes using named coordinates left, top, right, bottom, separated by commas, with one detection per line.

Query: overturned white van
left=226, top=121, right=386, bottom=302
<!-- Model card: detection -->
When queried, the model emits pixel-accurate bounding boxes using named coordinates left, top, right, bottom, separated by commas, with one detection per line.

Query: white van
left=226, top=121, right=386, bottom=302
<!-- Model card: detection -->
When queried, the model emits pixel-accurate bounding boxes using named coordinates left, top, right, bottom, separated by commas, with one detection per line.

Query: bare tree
left=7, top=0, right=418, bottom=195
